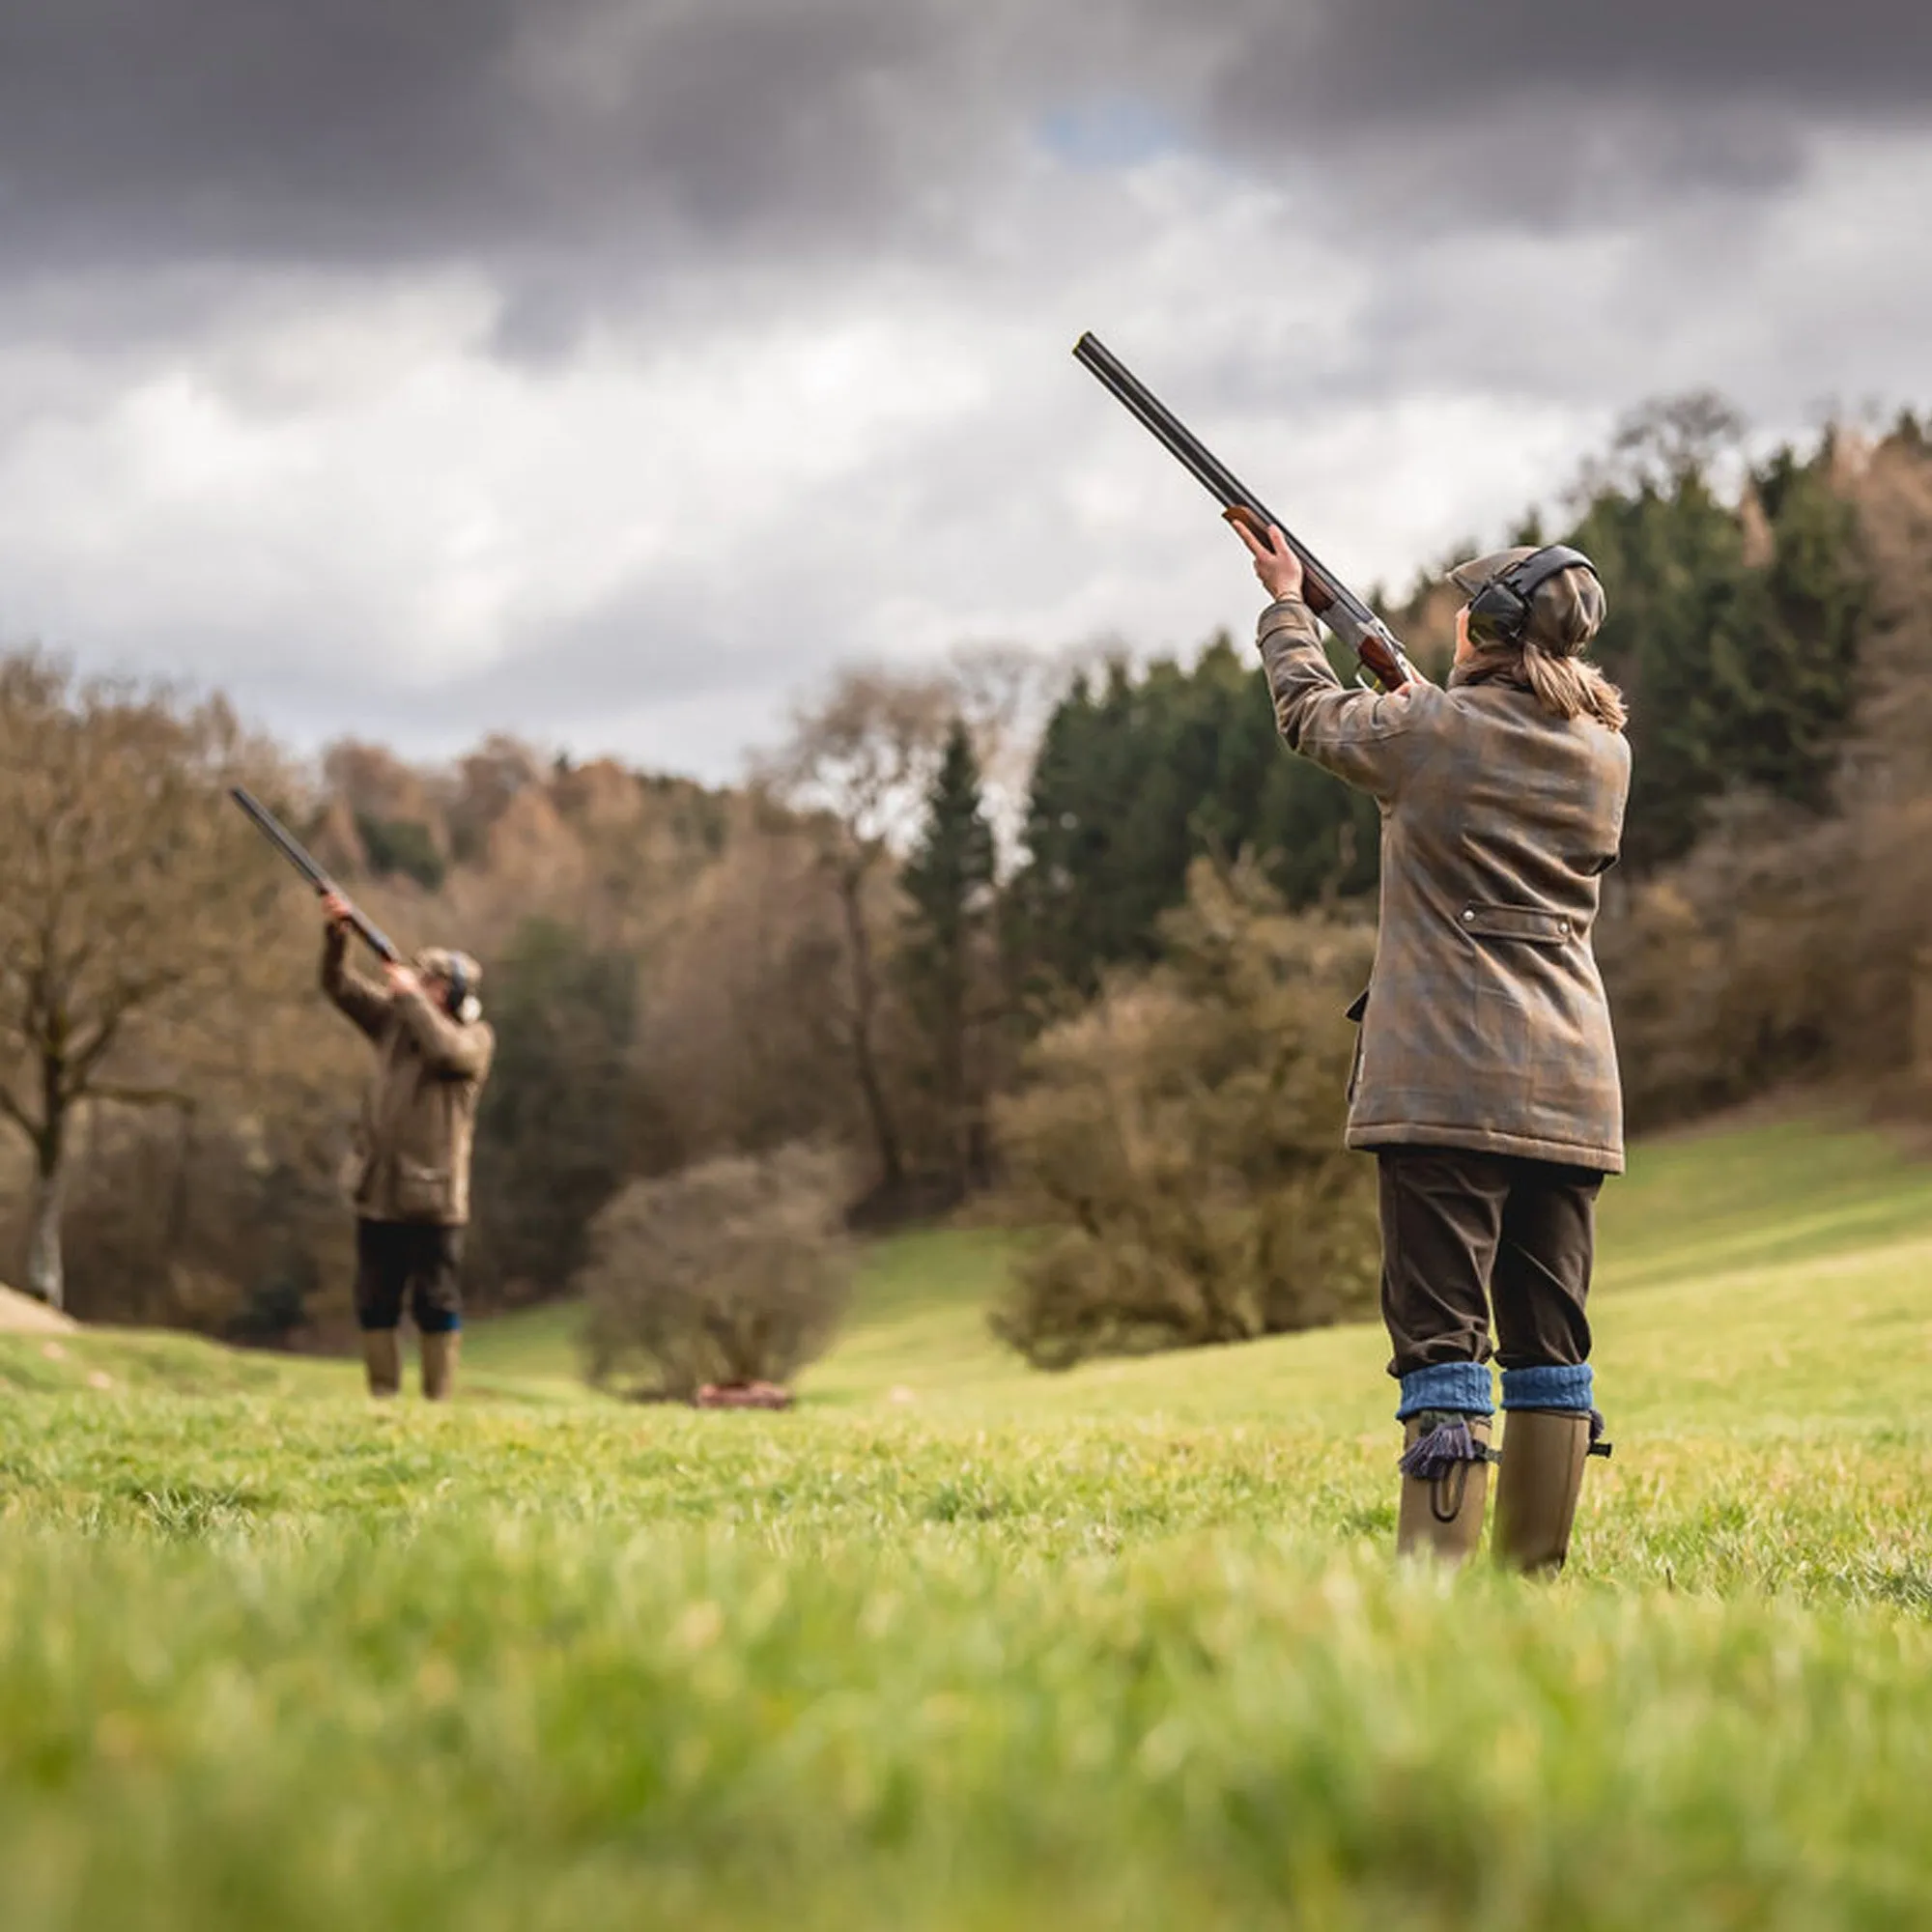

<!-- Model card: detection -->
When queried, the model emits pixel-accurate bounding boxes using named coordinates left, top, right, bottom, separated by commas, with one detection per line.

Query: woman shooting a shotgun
left=1231, top=517, right=1630, bottom=1574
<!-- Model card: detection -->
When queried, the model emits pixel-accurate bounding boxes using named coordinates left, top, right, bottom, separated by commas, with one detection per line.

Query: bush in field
left=578, top=1144, right=854, bottom=1400
left=992, top=860, right=1378, bottom=1369
left=1595, top=793, right=1848, bottom=1130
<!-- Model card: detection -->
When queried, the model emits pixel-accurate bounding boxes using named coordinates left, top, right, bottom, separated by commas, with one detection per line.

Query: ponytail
left=1520, top=640, right=1629, bottom=733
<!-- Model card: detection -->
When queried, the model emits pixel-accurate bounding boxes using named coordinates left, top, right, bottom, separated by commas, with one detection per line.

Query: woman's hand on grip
left=1228, top=512, right=1304, bottom=603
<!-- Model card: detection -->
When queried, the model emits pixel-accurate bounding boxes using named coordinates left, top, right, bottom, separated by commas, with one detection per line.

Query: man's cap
left=1447, top=546, right=1606, bottom=654
left=414, top=947, right=482, bottom=989
left=1446, top=545, right=1536, bottom=599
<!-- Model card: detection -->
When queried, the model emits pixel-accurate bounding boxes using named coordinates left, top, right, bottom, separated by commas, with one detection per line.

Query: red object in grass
left=695, top=1381, right=793, bottom=1410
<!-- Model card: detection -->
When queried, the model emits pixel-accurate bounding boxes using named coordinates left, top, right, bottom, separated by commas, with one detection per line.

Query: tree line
left=2, top=395, right=1927, bottom=1355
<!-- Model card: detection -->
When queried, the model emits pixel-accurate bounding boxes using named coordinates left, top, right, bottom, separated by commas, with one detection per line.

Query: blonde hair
left=1520, top=641, right=1629, bottom=733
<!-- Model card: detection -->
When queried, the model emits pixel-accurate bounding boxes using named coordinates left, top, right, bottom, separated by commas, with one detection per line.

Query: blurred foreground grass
left=2, top=1117, right=1930, bottom=1929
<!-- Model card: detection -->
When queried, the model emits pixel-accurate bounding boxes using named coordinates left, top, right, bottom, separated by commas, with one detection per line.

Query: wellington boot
left=362, top=1329, right=402, bottom=1399
left=1395, top=1413, right=1492, bottom=1566
left=420, top=1330, right=460, bottom=1403
left=1492, top=1409, right=1592, bottom=1575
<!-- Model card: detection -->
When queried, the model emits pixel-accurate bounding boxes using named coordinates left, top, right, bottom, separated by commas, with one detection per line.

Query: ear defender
left=1466, top=545, right=1600, bottom=644
left=445, top=957, right=480, bottom=1023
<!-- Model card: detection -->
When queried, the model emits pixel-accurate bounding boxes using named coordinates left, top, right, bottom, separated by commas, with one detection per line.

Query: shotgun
left=1073, top=331, right=1419, bottom=694
left=229, top=785, right=402, bottom=964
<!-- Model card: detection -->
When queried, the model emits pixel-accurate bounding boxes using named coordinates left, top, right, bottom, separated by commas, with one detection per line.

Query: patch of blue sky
left=1038, top=95, right=1187, bottom=170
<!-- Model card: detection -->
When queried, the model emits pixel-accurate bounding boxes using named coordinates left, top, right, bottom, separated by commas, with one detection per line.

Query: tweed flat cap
left=1447, top=546, right=1606, bottom=653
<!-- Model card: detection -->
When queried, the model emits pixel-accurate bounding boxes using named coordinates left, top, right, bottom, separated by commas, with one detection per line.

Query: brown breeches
left=1376, top=1147, right=1602, bottom=1381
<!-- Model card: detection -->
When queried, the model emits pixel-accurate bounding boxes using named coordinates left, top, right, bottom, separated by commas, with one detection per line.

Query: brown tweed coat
left=1258, top=596, right=1631, bottom=1173
left=323, top=928, right=495, bottom=1224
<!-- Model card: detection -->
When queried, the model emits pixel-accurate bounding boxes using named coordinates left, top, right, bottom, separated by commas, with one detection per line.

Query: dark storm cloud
left=3, top=0, right=1925, bottom=295
left=0, top=0, right=957, bottom=271
left=1214, top=0, right=1932, bottom=117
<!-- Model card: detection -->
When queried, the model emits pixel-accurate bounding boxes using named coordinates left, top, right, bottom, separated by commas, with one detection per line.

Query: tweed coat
left=1257, top=595, right=1631, bottom=1173
left=323, top=928, right=495, bottom=1224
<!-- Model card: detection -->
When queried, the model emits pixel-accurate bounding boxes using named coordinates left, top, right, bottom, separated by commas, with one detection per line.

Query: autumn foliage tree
left=0, top=653, right=298, bottom=1308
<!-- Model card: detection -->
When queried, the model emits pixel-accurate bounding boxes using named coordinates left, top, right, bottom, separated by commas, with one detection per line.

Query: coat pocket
left=1458, top=903, right=1577, bottom=946
left=336, top=1134, right=369, bottom=1207
left=392, top=1157, right=452, bottom=1221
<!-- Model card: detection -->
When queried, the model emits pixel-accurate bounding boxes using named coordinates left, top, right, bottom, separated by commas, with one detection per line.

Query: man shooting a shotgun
left=1077, top=337, right=1631, bottom=1576
left=319, top=895, right=492, bottom=1403
left=231, top=786, right=492, bottom=1402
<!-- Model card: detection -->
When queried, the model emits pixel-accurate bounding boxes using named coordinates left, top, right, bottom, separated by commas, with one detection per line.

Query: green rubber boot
left=1395, top=1413, right=1493, bottom=1566
left=362, top=1329, right=402, bottom=1399
left=420, top=1330, right=460, bottom=1403
left=1492, top=1409, right=1593, bottom=1575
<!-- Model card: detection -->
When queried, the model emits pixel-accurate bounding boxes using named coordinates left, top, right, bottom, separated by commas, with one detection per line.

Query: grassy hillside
left=460, top=1115, right=1932, bottom=1414
left=2, top=1119, right=1930, bottom=1930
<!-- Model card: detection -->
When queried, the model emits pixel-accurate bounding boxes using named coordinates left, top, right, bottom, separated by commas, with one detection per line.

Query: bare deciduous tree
left=632, top=810, right=851, bottom=1165
left=757, top=666, right=954, bottom=1196
left=0, top=653, right=294, bottom=1307
left=942, top=641, right=1071, bottom=867
left=1571, top=389, right=1750, bottom=505
left=1834, top=430, right=1932, bottom=1088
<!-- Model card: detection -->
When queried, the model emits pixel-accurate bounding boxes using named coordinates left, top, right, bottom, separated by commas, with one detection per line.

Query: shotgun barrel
left=229, top=784, right=403, bottom=964
left=1073, top=331, right=1418, bottom=693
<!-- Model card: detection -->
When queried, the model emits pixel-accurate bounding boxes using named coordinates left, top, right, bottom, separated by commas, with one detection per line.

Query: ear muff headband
left=1467, top=544, right=1599, bottom=643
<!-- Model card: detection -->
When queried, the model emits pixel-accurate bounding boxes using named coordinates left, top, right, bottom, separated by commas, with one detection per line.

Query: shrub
left=991, top=859, right=1378, bottom=1369
left=1595, top=792, right=1849, bottom=1129
left=578, top=1144, right=854, bottom=1401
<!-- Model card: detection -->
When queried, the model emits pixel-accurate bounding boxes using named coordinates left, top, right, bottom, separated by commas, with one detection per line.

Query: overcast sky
left=1, top=0, right=1926, bottom=781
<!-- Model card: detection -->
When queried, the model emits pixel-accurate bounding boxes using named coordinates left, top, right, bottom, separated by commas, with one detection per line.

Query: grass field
left=3, top=1118, right=1930, bottom=1929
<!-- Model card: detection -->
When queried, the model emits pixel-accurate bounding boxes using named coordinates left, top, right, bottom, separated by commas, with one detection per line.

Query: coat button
left=1462, top=909, right=1476, bottom=923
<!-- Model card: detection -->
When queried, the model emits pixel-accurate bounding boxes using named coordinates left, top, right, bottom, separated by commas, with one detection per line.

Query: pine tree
left=1568, top=439, right=1869, bottom=871
left=900, top=718, right=998, bottom=1194
left=468, top=917, right=638, bottom=1303
left=1009, top=668, right=1133, bottom=1000
left=1749, top=443, right=1867, bottom=810
left=1009, top=636, right=1390, bottom=1001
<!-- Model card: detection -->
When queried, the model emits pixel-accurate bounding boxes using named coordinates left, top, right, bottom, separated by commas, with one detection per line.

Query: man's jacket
left=1258, top=596, right=1631, bottom=1174
left=322, top=929, right=495, bottom=1224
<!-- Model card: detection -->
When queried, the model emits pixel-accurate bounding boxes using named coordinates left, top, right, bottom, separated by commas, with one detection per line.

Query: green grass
left=3, top=1119, right=1931, bottom=1930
